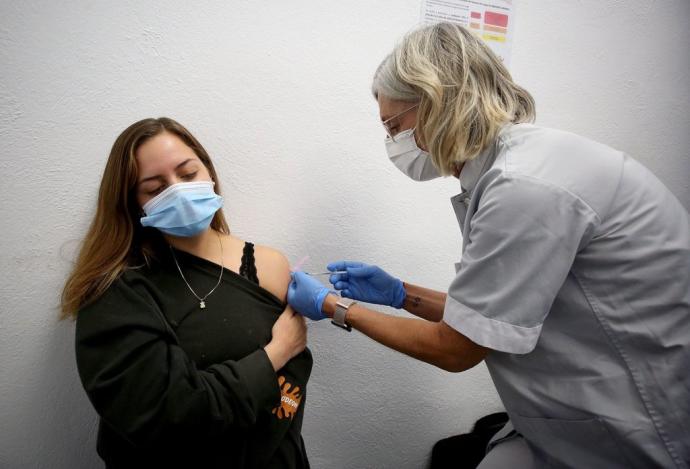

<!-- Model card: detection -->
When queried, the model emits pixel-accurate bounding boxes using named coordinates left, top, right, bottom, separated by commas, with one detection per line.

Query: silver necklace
left=170, top=232, right=224, bottom=309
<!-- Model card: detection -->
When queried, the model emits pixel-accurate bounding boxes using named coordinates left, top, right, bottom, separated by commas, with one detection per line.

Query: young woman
left=62, top=117, right=312, bottom=468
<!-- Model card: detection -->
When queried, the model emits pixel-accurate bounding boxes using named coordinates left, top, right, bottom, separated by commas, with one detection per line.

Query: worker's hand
left=327, top=261, right=406, bottom=308
left=287, top=271, right=331, bottom=321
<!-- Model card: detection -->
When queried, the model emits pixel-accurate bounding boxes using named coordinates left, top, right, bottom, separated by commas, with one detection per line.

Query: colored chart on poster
left=421, top=0, right=515, bottom=66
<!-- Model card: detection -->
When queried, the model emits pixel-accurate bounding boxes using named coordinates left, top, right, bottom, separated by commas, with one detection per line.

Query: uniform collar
left=459, top=124, right=512, bottom=193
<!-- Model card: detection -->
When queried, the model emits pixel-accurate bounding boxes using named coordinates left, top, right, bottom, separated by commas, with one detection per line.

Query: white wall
left=1, top=1, right=688, bottom=468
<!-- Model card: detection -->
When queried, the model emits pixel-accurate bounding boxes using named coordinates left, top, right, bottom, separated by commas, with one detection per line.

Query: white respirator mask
left=385, top=128, right=441, bottom=181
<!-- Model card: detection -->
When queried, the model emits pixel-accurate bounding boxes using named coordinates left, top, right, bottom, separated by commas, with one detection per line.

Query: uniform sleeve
left=75, top=276, right=281, bottom=447
left=444, top=174, right=599, bottom=354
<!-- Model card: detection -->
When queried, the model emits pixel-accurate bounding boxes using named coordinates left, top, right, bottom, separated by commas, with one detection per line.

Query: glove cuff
left=314, top=288, right=333, bottom=320
left=391, top=279, right=406, bottom=309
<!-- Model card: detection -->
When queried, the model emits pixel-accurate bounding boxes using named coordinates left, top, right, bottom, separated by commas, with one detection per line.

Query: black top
left=75, top=243, right=312, bottom=468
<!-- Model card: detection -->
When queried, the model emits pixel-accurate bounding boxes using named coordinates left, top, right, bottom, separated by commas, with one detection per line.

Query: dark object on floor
left=430, top=412, right=509, bottom=469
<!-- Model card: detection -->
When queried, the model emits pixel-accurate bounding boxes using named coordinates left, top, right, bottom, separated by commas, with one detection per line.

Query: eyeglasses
left=381, top=103, right=419, bottom=141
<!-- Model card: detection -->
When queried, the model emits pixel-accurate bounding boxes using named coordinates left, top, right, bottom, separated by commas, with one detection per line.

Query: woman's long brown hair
left=60, top=117, right=230, bottom=319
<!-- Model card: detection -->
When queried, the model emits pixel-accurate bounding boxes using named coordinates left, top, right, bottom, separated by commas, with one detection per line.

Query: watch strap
left=332, top=297, right=355, bottom=332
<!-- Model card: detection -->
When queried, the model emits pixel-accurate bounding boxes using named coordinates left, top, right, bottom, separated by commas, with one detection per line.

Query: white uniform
left=445, top=124, right=690, bottom=468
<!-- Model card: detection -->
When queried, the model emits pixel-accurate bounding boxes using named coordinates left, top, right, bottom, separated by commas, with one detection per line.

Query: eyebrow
left=138, top=159, right=196, bottom=184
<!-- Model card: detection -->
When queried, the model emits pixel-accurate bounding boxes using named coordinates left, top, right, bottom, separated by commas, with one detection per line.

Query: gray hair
left=372, top=22, right=536, bottom=174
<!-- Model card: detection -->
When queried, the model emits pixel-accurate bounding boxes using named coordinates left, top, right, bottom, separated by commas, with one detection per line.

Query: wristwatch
left=331, top=297, right=355, bottom=332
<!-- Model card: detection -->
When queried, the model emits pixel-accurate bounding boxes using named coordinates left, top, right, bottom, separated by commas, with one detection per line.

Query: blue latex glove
left=327, top=261, right=406, bottom=308
left=287, top=271, right=331, bottom=320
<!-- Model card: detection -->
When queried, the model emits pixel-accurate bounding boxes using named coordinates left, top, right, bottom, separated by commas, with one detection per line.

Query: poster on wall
left=421, top=0, right=515, bottom=66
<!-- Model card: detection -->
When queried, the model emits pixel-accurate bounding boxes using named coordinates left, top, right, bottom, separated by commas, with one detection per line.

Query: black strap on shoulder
left=239, top=242, right=259, bottom=285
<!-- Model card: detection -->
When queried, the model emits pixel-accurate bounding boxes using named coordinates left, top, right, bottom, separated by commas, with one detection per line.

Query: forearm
left=323, top=295, right=486, bottom=372
left=80, top=344, right=279, bottom=444
left=401, top=282, right=447, bottom=322
left=264, top=341, right=289, bottom=371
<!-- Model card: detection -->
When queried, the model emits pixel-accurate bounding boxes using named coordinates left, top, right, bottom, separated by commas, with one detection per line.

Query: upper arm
left=437, top=320, right=489, bottom=372
left=253, top=246, right=291, bottom=302
left=444, top=175, right=599, bottom=354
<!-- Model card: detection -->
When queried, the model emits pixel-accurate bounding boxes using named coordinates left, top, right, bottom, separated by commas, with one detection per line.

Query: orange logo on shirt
left=272, top=376, right=302, bottom=420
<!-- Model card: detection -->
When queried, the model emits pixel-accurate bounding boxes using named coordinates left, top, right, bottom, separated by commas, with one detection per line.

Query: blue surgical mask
left=140, top=181, right=223, bottom=237
left=385, top=128, right=441, bottom=181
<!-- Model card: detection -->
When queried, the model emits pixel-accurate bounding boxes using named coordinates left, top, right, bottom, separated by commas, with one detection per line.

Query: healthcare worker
left=287, top=22, right=690, bottom=468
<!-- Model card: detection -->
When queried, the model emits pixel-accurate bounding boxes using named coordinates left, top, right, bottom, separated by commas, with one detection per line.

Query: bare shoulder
left=253, top=244, right=291, bottom=302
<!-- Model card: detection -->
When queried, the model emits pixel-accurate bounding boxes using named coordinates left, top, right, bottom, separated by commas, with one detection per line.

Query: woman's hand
left=327, top=261, right=406, bottom=308
left=264, top=306, right=307, bottom=371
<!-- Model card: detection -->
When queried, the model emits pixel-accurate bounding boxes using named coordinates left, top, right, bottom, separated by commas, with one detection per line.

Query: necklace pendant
left=199, top=300, right=206, bottom=309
